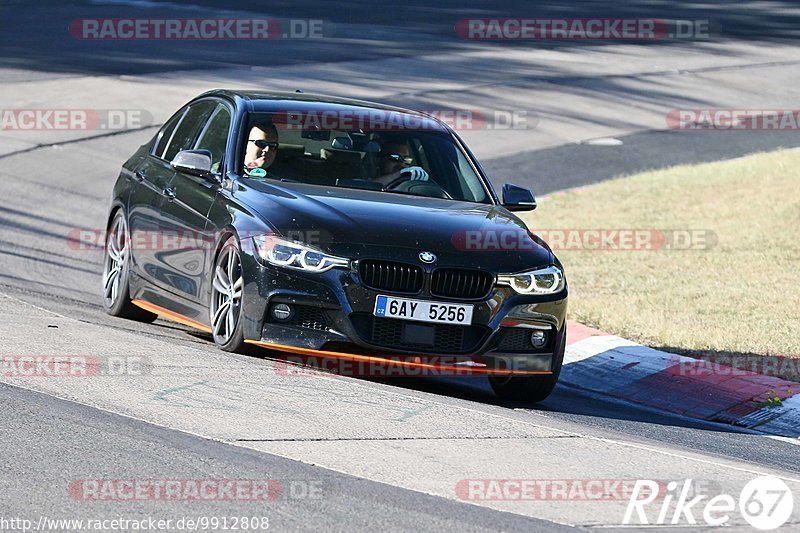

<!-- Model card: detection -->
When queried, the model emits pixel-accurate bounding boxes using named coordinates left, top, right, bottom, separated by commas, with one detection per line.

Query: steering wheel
left=385, top=175, right=453, bottom=199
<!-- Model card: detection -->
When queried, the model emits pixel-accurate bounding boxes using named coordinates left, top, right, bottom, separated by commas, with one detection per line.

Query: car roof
left=195, top=89, right=450, bottom=132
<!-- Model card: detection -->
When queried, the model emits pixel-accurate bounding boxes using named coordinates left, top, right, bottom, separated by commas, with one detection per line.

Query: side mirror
left=502, top=183, right=537, bottom=211
left=171, top=150, right=214, bottom=179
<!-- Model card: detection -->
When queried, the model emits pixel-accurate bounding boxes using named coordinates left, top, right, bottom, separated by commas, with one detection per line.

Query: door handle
left=134, top=169, right=145, bottom=182
left=162, top=187, right=177, bottom=201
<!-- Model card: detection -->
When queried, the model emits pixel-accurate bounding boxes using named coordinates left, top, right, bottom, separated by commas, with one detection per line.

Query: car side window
left=163, top=100, right=216, bottom=162
left=152, top=109, right=185, bottom=159
left=194, top=103, right=232, bottom=174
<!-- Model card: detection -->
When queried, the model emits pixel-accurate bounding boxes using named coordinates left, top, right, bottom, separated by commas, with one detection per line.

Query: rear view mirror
left=502, top=183, right=537, bottom=211
left=331, top=137, right=353, bottom=150
left=171, top=149, right=213, bottom=178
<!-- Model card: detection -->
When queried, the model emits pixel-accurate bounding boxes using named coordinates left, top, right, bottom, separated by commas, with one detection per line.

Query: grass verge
left=520, top=148, right=800, bottom=376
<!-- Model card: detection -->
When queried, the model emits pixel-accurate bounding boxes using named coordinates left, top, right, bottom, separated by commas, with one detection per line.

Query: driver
left=244, top=123, right=279, bottom=174
left=373, top=141, right=429, bottom=186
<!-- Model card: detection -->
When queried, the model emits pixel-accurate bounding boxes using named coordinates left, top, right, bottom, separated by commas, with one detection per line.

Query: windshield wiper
left=335, top=178, right=382, bottom=191
left=378, top=188, right=438, bottom=199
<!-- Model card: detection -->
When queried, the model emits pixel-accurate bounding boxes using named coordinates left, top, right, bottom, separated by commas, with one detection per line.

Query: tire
left=488, top=326, right=566, bottom=403
left=209, top=235, right=247, bottom=352
left=101, top=210, right=158, bottom=323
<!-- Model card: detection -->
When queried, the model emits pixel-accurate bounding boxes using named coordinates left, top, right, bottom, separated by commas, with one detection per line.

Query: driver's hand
left=400, top=166, right=429, bottom=181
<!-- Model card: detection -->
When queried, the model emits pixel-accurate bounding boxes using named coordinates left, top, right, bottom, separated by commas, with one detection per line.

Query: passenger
left=373, top=141, right=429, bottom=186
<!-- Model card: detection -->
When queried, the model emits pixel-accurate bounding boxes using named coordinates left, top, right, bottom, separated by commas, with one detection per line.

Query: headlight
left=252, top=235, right=349, bottom=273
left=497, top=265, right=564, bottom=295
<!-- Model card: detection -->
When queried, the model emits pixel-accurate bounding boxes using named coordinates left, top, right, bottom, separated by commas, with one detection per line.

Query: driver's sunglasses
left=383, top=153, right=414, bottom=165
left=250, top=139, right=279, bottom=150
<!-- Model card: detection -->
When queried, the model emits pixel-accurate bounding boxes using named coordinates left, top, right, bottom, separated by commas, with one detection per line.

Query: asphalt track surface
left=1, top=1, right=800, bottom=531
left=0, top=382, right=573, bottom=532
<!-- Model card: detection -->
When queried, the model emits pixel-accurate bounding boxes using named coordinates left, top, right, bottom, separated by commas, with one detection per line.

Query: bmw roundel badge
left=419, top=251, right=437, bottom=264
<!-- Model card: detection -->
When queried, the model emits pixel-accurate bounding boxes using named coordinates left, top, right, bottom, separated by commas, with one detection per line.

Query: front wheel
left=101, top=210, right=157, bottom=323
left=488, top=326, right=566, bottom=403
left=209, top=236, right=246, bottom=352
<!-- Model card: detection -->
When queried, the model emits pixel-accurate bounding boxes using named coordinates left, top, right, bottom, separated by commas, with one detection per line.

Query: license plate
left=373, top=295, right=473, bottom=325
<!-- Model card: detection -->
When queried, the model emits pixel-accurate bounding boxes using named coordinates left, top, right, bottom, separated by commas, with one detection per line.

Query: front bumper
left=239, top=255, right=568, bottom=374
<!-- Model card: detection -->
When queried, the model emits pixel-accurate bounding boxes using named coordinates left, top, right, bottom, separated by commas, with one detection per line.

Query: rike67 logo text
left=624, top=477, right=794, bottom=530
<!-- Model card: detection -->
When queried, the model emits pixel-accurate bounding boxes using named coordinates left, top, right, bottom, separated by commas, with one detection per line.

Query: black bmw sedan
left=102, top=90, right=568, bottom=402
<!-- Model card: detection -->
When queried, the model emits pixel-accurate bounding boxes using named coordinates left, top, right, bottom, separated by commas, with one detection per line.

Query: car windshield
left=240, top=111, right=491, bottom=203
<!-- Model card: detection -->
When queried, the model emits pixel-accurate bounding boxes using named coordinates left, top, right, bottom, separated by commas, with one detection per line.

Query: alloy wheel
left=210, top=242, right=244, bottom=345
left=102, top=214, right=128, bottom=307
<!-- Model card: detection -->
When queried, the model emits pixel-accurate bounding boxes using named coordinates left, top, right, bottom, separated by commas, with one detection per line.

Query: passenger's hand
left=400, top=166, right=429, bottom=181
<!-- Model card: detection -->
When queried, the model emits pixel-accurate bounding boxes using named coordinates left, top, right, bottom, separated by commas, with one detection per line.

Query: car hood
left=237, top=179, right=553, bottom=272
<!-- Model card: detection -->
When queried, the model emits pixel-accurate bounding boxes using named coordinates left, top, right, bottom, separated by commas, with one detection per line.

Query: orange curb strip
left=131, top=298, right=552, bottom=377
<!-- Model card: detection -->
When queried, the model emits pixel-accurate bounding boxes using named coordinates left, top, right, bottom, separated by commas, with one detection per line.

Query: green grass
left=520, top=148, right=800, bottom=363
